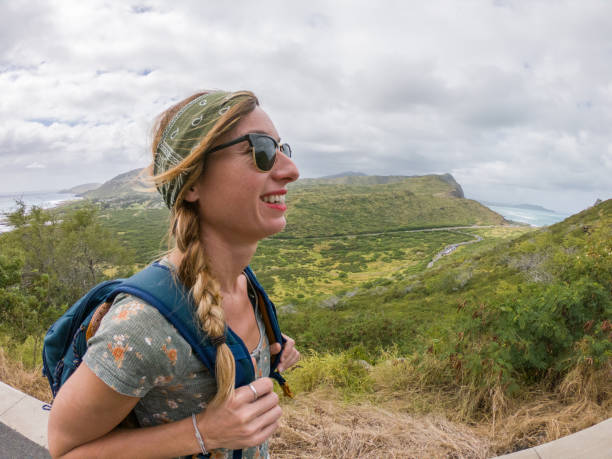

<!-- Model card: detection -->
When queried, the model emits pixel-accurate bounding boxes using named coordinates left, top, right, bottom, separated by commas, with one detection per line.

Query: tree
left=0, top=202, right=134, bottom=365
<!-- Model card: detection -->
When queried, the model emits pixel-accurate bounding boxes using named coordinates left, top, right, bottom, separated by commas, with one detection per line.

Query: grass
left=252, top=229, right=478, bottom=303
left=0, top=347, right=51, bottom=403
left=271, top=390, right=492, bottom=458
left=4, top=346, right=607, bottom=457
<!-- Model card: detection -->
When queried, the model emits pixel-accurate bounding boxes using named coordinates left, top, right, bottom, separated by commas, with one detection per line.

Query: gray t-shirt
left=83, top=276, right=271, bottom=459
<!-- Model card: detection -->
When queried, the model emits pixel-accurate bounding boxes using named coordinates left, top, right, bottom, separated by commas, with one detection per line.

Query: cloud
left=25, top=161, right=46, bottom=169
left=0, top=0, right=611, bottom=213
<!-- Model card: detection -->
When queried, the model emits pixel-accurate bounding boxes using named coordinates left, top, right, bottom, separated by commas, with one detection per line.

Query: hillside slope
left=281, top=198, right=612, bottom=400
left=59, top=182, right=101, bottom=194
left=81, top=168, right=163, bottom=207
left=275, top=199, right=611, bottom=452
left=86, top=171, right=507, bottom=261
left=282, top=173, right=504, bottom=238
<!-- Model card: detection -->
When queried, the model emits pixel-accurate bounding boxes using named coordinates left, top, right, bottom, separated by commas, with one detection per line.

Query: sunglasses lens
left=280, top=143, right=292, bottom=158
left=252, top=135, right=277, bottom=171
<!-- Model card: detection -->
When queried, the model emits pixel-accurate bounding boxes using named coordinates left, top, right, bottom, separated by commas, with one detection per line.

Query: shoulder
left=96, top=293, right=193, bottom=354
left=83, top=293, right=195, bottom=395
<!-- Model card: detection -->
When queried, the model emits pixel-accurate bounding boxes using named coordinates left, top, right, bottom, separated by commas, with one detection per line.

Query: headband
left=154, top=91, right=251, bottom=209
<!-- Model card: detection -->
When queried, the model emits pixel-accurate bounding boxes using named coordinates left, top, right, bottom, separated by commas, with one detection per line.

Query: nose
left=272, top=148, right=300, bottom=183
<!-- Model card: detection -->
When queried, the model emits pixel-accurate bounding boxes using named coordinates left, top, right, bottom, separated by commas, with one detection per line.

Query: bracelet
left=192, top=413, right=208, bottom=456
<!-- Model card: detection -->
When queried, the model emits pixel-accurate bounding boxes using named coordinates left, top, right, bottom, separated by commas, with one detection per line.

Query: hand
left=270, top=333, right=300, bottom=372
left=196, top=377, right=281, bottom=451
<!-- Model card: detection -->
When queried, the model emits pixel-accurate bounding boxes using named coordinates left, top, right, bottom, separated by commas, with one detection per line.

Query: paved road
left=0, top=421, right=49, bottom=458
left=427, top=231, right=484, bottom=267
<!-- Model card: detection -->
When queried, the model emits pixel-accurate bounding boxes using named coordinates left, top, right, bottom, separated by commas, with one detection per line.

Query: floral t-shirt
left=83, top=283, right=271, bottom=459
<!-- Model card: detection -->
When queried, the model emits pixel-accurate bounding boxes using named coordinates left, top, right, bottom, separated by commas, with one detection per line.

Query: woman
left=48, top=90, right=301, bottom=458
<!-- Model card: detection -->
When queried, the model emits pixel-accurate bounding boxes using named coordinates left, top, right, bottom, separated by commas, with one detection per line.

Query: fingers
left=277, top=335, right=300, bottom=372
left=249, top=389, right=280, bottom=419
left=251, top=417, right=280, bottom=447
left=269, top=342, right=282, bottom=355
left=196, top=379, right=280, bottom=451
left=235, top=377, right=273, bottom=405
left=248, top=401, right=282, bottom=445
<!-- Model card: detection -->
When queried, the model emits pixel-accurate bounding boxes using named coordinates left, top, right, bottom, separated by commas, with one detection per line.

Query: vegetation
left=274, top=200, right=611, bottom=454
left=87, top=172, right=507, bottom=263
left=0, top=203, right=134, bottom=365
left=282, top=174, right=507, bottom=238
left=0, top=169, right=609, bottom=455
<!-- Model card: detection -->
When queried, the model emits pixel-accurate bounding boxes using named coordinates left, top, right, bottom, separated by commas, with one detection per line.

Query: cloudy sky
left=1, top=0, right=611, bottom=213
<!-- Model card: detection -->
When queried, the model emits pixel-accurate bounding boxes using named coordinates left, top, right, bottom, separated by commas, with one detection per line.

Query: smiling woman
left=47, top=90, right=301, bottom=459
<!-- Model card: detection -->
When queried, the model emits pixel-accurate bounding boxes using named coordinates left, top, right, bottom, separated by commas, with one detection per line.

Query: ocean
left=485, top=204, right=571, bottom=227
left=0, top=191, right=81, bottom=233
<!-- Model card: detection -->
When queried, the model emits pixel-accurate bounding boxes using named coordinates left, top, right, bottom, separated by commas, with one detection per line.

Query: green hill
left=59, top=182, right=101, bottom=194
left=81, top=168, right=164, bottom=208
left=89, top=172, right=507, bottom=262
left=282, top=173, right=505, bottom=238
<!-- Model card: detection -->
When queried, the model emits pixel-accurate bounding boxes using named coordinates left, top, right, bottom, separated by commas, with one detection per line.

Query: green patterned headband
left=154, top=91, right=251, bottom=209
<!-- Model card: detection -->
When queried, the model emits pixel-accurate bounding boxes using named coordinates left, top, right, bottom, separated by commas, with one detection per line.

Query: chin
left=261, top=218, right=287, bottom=239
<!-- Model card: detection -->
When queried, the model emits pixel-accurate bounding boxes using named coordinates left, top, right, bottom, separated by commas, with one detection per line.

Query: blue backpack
left=42, top=260, right=292, bottom=400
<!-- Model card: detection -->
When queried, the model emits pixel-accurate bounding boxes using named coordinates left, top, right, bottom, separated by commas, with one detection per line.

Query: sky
left=1, top=0, right=611, bottom=214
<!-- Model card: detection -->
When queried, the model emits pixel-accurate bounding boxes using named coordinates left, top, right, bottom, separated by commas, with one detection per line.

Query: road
left=427, top=231, right=484, bottom=268
left=0, top=421, right=50, bottom=458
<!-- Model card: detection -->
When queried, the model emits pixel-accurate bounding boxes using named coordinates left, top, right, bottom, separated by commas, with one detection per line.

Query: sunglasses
left=205, top=133, right=292, bottom=172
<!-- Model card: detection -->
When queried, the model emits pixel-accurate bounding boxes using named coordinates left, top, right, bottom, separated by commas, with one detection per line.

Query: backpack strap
left=109, top=262, right=256, bottom=386
left=243, top=266, right=293, bottom=397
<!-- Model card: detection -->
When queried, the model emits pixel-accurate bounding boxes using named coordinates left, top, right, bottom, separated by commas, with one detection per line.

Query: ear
left=183, top=183, right=200, bottom=203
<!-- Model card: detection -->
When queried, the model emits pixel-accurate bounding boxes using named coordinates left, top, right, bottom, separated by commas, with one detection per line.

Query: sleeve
left=83, top=294, right=193, bottom=397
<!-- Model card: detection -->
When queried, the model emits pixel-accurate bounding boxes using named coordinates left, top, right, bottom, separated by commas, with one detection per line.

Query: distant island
left=480, top=201, right=557, bottom=213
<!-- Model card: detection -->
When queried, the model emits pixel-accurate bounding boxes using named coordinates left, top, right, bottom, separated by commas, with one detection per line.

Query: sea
left=485, top=204, right=571, bottom=227
left=0, top=191, right=81, bottom=233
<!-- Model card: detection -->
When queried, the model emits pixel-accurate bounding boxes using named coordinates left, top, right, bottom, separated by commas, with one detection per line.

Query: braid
left=172, top=204, right=236, bottom=406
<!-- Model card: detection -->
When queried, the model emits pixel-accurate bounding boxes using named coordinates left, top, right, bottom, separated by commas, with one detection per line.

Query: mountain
left=80, top=168, right=163, bottom=208
left=281, top=173, right=496, bottom=238
left=59, top=183, right=101, bottom=194
left=297, top=173, right=464, bottom=198
left=319, top=171, right=367, bottom=179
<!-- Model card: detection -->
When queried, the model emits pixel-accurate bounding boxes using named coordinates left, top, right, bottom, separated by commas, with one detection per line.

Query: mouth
left=261, top=194, right=286, bottom=205
left=260, top=191, right=287, bottom=210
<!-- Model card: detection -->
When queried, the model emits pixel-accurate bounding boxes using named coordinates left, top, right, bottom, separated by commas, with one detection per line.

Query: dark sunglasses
left=205, top=133, right=292, bottom=172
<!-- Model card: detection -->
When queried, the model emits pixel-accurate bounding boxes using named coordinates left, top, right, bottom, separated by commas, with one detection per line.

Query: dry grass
left=0, top=346, right=52, bottom=403
left=486, top=362, right=612, bottom=454
left=271, top=389, right=492, bottom=459
left=2, top=347, right=610, bottom=457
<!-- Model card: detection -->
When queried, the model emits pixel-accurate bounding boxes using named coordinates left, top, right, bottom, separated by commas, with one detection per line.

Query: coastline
left=0, top=191, right=82, bottom=233
left=484, top=204, right=570, bottom=227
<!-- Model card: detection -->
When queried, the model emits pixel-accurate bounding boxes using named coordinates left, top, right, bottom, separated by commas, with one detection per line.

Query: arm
left=48, top=364, right=281, bottom=459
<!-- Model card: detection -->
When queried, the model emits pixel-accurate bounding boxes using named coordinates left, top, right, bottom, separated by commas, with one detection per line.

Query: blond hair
left=150, top=90, right=258, bottom=406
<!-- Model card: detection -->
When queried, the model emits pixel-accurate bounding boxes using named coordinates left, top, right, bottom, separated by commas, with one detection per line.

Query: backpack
left=42, top=261, right=292, bottom=399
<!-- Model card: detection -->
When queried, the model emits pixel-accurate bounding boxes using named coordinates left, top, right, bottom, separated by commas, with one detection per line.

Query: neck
left=168, top=231, right=257, bottom=295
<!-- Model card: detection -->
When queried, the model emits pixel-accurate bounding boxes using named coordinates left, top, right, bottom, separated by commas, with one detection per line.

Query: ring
left=248, top=383, right=258, bottom=401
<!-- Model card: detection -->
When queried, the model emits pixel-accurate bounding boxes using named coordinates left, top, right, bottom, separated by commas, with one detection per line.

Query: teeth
left=262, top=194, right=285, bottom=204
